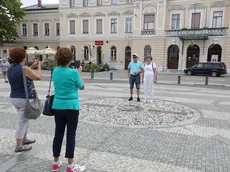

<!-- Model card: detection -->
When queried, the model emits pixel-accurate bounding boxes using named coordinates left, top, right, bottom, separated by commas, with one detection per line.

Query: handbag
left=43, top=70, right=54, bottom=116
left=22, top=67, right=43, bottom=119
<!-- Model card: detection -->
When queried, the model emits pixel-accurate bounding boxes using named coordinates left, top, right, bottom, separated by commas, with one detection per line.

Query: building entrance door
left=186, top=45, right=200, bottom=68
left=97, top=46, right=102, bottom=65
left=168, top=45, right=179, bottom=69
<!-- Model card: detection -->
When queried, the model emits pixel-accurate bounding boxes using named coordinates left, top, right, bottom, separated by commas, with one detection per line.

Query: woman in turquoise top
left=51, top=48, right=86, bottom=172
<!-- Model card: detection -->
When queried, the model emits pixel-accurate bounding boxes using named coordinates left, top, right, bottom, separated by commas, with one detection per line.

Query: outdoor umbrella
left=26, top=47, right=38, bottom=55
left=41, top=47, right=56, bottom=55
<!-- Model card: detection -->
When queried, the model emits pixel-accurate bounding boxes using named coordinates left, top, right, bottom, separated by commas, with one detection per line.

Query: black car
left=184, top=62, right=227, bottom=77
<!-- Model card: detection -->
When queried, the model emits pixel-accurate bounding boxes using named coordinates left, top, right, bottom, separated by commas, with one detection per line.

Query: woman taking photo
left=142, top=55, right=157, bottom=103
left=51, top=48, right=85, bottom=172
left=7, top=48, right=43, bottom=152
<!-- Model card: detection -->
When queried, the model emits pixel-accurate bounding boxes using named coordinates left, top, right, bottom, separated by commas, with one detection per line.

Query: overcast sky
left=21, top=0, right=59, bottom=7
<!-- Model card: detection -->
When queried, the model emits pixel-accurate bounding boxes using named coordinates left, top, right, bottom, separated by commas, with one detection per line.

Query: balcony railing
left=141, top=30, right=155, bottom=35
left=165, top=27, right=228, bottom=40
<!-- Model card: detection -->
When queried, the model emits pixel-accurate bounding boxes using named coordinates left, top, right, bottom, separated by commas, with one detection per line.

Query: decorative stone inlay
left=80, top=98, right=200, bottom=127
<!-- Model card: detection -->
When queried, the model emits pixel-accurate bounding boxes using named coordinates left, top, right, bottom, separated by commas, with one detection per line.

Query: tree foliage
left=0, top=0, right=25, bottom=45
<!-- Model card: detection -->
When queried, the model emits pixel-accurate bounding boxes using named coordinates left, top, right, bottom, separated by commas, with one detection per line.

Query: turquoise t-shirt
left=128, top=61, right=143, bottom=75
left=52, top=67, right=84, bottom=110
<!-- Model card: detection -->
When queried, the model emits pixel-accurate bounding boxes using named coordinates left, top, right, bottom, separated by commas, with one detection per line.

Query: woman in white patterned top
left=142, top=55, right=157, bottom=103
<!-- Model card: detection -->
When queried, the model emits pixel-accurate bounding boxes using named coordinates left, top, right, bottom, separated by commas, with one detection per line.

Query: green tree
left=0, top=0, right=25, bottom=45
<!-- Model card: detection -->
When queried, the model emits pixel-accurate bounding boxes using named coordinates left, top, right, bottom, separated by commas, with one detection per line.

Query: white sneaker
left=52, top=161, right=62, bottom=171
left=66, top=164, right=86, bottom=172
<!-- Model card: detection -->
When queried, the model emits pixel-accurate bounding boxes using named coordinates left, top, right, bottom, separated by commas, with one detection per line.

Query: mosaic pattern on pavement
left=80, top=98, right=200, bottom=127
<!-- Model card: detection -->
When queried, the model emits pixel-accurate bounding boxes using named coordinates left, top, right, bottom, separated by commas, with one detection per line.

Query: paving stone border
left=80, top=98, right=201, bottom=128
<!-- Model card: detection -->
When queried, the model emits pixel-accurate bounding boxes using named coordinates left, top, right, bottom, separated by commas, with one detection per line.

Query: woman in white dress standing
left=142, top=55, right=157, bottom=103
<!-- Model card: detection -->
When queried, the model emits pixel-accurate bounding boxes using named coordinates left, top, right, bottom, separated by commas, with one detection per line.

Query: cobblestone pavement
left=0, top=78, right=230, bottom=172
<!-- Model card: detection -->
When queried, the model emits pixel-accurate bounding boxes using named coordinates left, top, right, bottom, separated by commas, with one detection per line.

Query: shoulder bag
left=22, top=67, right=43, bottom=119
left=43, top=70, right=54, bottom=116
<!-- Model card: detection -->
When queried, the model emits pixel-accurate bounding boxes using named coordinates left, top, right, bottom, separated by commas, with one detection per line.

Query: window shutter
left=83, top=20, right=88, bottom=33
left=191, top=13, right=201, bottom=29
left=144, top=15, right=154, bottom=23
left=97, top=19, right=102, bottom=33
left=70, top=20, right=75, bottom=34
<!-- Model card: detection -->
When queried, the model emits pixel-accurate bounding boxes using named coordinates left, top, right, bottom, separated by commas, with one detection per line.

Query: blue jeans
left=129, top=75, right=141, bottom=89
left=52, top=110, right=79, bottom=158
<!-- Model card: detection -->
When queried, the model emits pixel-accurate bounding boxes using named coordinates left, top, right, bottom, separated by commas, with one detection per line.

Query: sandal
left=23, top=139, right=36, bottom=145
left=15, top=145, right=32, bottom=152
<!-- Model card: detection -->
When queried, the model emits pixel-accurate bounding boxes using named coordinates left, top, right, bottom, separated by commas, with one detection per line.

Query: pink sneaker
left=66, top=164, right=86, bottom=172
left=52, top=161, right=62, bottom=171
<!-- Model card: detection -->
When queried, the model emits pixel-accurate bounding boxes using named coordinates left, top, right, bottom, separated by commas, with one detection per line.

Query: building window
left=171, top=14, right=180, bottom=29
left=71, top=46, right=76, bottom=60
left=83, top=0, right=88, bottom=7
left=84, top=46, right=89, bottom=60
left=144, top=45, right=151, bottom=61
left=56, top=23, right=60, bottom=36
left=44, top=23, right=50, bottom=36
left=96, top=19, right=102, bottom=34
left=111, top=19, right=117, bottom=33
left=125, top=17, right=132, bottom=33
left=33, top=23, right=38, bottom=36
left=111, top=0, right=116, bottom=5
left=97, top=0, right=102, bottom=6
left=144, top=14, right=154, bottom=30
left=110, top=46, right=117, bottom=61
left=212, top=11, right=223, bottom=28
left=22, top=23, right=27, bottom=36
left=83, top=20, right=89, bottom=34
left=191, top=13, right=201, bottom=29
left=69, top=20, right=75, bottom=34
left=126, top=0, right=132, bottom=3
left=70, top=0, right=75, bottom=7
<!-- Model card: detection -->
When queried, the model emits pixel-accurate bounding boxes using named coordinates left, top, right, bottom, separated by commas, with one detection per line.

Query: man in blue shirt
left=127, top=53, right=144, bottom=102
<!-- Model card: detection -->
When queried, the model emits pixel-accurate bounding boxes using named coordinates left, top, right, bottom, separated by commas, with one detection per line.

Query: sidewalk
left=1, top=81, right=230, bottom=171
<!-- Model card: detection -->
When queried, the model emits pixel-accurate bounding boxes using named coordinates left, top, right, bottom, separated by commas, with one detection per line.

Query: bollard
left=178, top=76, right=181, bottom=84
left=205, top=77, right=208, bottom=85
left=91, top=71, right=94, bottom=80
left=110, top=72, right=113, bottom=80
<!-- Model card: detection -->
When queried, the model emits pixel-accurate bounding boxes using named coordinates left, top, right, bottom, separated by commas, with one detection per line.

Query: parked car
left=184, top=62, right=227, bottom=77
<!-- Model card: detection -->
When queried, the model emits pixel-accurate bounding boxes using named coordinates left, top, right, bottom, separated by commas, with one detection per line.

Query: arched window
left=110, top=46, right=117, bottom=61
left=144, top=45, right=151, bottom=61
left=84, top=46, right=89, bottom=60
left=71, top=46, right=76, bottom=61
left=207, top=44, right=222, bottom=62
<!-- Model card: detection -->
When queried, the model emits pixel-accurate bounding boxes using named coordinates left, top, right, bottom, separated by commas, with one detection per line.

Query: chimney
left=38, top=0, right=42, bottom=7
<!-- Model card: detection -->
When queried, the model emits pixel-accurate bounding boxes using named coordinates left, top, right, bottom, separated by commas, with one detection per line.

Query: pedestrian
left=7, top=48, right=43, bottom=152
left=51, top=48, right=86, bottom=172
left=0, top=58, right=10, bottom=83
left=127, top=53, right=144, bottom=102
left=142, top=55, right=157, bottom=103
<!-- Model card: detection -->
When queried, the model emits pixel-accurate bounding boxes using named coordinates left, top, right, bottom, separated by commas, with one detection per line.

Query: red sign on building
left=95, top=41, right=104, bottom=45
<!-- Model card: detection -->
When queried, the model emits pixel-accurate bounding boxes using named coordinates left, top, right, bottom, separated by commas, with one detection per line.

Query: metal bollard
left=91, top=71, right=94, bottom=80
left=178, top=76, right=181, bottom=84
left=110, top=72, right=113, bottom=80
left=205, top=77, right=208, bottom=85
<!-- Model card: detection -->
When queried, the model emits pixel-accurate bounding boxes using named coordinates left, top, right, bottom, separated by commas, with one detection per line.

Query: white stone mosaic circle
left=80, top=98, right=200, bottom=127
